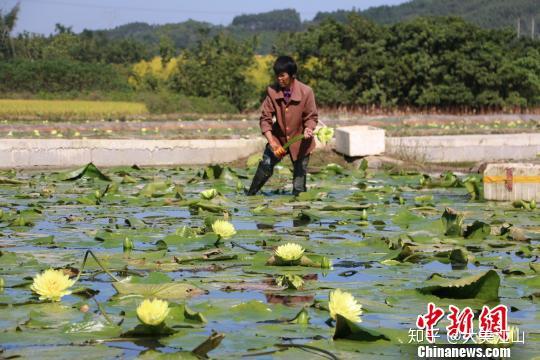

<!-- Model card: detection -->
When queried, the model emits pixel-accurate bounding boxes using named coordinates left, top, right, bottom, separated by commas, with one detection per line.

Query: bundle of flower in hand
left=30, top=268, right=76, bottom=302
left=315, top=126, right=334, bottom=145
left=136, top=298, right=170, bottom=326
left=329, top=288, right=363, bottom=323
left=212, top=219, right=236, bottom=239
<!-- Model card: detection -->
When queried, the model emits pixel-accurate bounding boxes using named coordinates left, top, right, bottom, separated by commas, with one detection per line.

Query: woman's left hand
left=303, top=128, right=314, bottom=138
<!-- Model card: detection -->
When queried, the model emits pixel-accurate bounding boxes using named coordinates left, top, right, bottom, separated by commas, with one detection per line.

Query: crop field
left=0, top=162, right=538, bottom=359
left=0, top=115, right=539, bottom=140
left=0, top=99, right=148, bottom=119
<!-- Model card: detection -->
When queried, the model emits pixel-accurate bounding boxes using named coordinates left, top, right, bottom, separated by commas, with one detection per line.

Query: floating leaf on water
left=0, top=176, right=26, bottom=185
left=266, top=255, right=315, bottom=267
left=512, top=200, right=527, bottom=209
left=292, top=188, right=329, bottom=201
left=414, top=195, right=434, bottom=206
left=333, top=314, right=390, bottom=341
left=125, top=217, right=147, bottom=229
left=58, top=162, right=111, bottom=181
left=9, top=214, right=32, bottom=227
left=189, top=201, right=230, bottom=215
left=121, top=174, right=138, bottom=184
left=288, top=307, right=310, bottom=324
left=175, top=225, right=196, bottom=238
left=463, top=221, right=491, bottom=239
left=31, top=235, right=55, bottom=246
left=138, top=181, right=171, bottom=197
left=297, top=209, right=322, bottom=222
left=275, top=274, right=304, bottom=289
left=325, top=163, right=344, bottom=174
left=441, top=207, right=464, bottom=236
left=529, top=262, right=540, bottom=273
left=122, top=323, right=176, bottom=337
left=392, top=209, right=424, bottom=227
left=449, top=248, right=469, bottom=265
left=463, top=176, right=481, bottom=200
left=200, top=164, right=236, bottom=181
left=359, top=158, right=368, bottom=171
left=506, top=227, right=530, bottom=242
left=246, top=153, right=263, bottom=168
left=417, top=270, right=500, bottom=301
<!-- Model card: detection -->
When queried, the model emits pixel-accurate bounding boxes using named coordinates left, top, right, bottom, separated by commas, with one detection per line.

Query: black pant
left=247, top=143, right=310, bottom=196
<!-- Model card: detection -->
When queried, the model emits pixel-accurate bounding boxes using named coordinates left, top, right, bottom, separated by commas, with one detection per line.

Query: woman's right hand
left=269, top=138, right=286, bottom=158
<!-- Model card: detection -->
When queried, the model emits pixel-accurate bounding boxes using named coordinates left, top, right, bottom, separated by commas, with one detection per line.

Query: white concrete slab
left=334, top=125, right=385, bottom=156
left=386, top=133, right=540, bottom=163
left=0, top=138, right=266, bottom=169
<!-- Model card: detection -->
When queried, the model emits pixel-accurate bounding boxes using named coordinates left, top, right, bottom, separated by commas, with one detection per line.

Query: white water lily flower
left=212, top=219, right=236, bottom=239
left=136, top=298, right=170, bottom=326
left=328, top=288, right=363, bottom=323
left=274, top=243, right=305, bottom=261
left=30, top=268, right=76, bottom=301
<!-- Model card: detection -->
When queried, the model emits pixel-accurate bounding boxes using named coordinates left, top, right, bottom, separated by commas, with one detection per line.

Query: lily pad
left=417, top=270, right=500, bottom=301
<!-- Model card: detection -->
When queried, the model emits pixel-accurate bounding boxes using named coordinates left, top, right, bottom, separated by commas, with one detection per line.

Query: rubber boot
left=246, top=143, right=283, bottom=196
left=292, top=155, right=309, bottom=196
left=246, top=162, right=274, bottom=195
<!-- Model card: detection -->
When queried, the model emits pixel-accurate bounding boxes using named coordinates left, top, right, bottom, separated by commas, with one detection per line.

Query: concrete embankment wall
left=1, top=132, right=539, bottom=169
left=386, top=133, right=540, bottom=163
left=0, top=138, right=266, bottom=169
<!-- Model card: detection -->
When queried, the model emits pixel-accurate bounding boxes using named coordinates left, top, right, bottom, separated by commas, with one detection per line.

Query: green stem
left=282, top=134, right=304, bottom=150
left=93, top=297, right=114, bottom=325
left=230, top=241, right=259, bottom=253
left=274, top=344, right=338, bottom=360
left=76, top=250, right=120, bottom=283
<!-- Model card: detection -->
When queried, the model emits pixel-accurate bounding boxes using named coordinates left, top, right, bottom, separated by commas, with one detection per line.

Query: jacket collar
left=275, top=78, right=302, bottom=102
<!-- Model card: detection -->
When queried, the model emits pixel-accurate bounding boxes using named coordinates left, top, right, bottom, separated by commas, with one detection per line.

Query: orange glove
left=273, top=146, right=286, bottom=158
left=269, top=138, right=286, bottom=158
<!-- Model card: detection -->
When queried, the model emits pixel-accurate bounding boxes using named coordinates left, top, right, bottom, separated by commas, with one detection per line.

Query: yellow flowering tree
left=128, top=56, right=181, bottom=91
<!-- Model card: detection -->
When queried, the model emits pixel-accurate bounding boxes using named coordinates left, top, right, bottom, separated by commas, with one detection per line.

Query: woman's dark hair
left=273, top=55, right=297, bottom=77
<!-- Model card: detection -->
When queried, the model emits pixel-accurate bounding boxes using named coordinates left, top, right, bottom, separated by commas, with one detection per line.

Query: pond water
left=0, top=163, right=538, bottom=359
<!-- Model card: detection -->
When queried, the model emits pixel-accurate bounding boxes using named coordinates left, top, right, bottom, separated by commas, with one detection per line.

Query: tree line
left=1, top=4, right=539, bottom=112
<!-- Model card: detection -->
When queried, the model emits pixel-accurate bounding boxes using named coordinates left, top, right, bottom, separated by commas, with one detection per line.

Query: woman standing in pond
left=246, top=55, right=319, bottom=196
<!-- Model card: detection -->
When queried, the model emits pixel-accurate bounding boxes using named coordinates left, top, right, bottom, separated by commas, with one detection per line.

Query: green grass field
left=0, top=99, right=148, bottom=118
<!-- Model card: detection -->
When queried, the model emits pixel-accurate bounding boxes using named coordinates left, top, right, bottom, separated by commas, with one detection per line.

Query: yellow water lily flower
left=329, top=289, right=363, bottom=323
left=201, top=188, right=218, bottom=200
left=30, top=268, right=76, bottom=301
left=212, top=219, right=236, bottom=239
left=136, top=298, right=170, bottom=326
left=274, top=243, right=305, bottom=261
